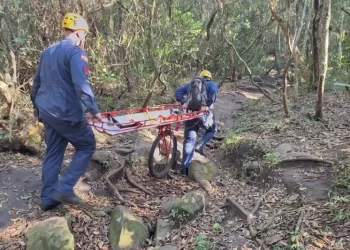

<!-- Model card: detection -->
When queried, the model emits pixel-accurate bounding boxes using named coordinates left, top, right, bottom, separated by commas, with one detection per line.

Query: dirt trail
left=1, top=79, right=348, bottom=249
left=0, top=81, right=267, bottom=248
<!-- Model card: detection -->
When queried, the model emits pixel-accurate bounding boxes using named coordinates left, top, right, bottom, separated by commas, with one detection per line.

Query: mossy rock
left=188, top=161, right=217, bottom=194
left=18, top=123, right=44, bottom=153
left=108, top=206, right=150, bottom=250
left=172, top=190, right=208, bottom=222
left=154, top=219, right=171, bottom=245
left=188, top=160, right=217, bottom=181
left=25, top=217, right=74, bottom=250
left=92, top=150, right=112, bottom=164
left=160, top=197, right=180, bottom=215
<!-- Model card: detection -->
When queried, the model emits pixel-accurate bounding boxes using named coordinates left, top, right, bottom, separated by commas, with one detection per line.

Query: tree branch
left=341, top=7, right=350, bottom=17
left=223, top=35, right=277, bottom=103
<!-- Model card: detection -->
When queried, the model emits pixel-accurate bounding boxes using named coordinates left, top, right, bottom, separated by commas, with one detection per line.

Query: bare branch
left=341, top=7, right=350, bottom=17
left=223, top=35, right=277, bottom=103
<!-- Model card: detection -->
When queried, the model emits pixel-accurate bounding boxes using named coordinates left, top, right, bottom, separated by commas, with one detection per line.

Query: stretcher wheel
left=148, top=131, right=177, bottom=178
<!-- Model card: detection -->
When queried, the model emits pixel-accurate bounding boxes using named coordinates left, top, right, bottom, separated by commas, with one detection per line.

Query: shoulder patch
left=81, top=54, right=88, bottom=63
left=83, top=65, right=89, bottom=75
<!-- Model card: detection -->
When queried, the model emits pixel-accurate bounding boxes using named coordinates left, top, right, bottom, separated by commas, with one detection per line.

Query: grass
left=263, top=152, right=280, bottom=165
left=194, top=235, right=212, bottom=250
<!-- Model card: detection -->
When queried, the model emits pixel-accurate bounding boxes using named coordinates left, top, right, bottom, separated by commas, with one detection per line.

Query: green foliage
left=194, top=235, right=212, bottom=250
left=328, top=195, right=350, bottom=222
left=263, top=152, right=279, bottom=165
left=221, top=131, right=243, bottom=149
left=334, top=161, right=350, bottom=191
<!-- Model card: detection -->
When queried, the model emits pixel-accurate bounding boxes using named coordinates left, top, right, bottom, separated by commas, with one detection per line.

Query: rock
left=109, top=206, right=149, bottom=250
left=172, top=190, right=208, bottom=222
left=252, top=75, right=263, bottom=82
left=63, top=214, right=73, bottom=232
left=273, top=143, right=293, bottom=158
left=188, top=161, right=217, bottom=181
left=154, top=219, right=171, bottom=245
left=92, top=150, right=112, bottom=164
left=188, top=161, right=217, bottom=194
left=18, top=122, right=44, bottom=154
left=160, top=197, right=179, bottom=214
left=25, top=217, right=74, bottom=250
left=128, top=151, right=149, bottom=166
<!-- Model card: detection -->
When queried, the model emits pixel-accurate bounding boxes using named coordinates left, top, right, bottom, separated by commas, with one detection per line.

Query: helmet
left=200, top=70, right=212, bottom=79
left=62, top=13, right=89, bottom=33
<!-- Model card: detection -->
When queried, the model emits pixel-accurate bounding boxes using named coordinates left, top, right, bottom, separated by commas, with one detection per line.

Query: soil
left=0, top=77, right=349, bottom=250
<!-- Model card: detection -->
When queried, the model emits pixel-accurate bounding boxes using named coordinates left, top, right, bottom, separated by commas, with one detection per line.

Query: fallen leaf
left=288, top=194, right=299, bottom=201
left=313, top=239, right=326, bottom=248
left=265, top=234, right=283, bottom=245
left=311, top=220, right=320, bottom=228
left=20, top=195, right=32, bottom=200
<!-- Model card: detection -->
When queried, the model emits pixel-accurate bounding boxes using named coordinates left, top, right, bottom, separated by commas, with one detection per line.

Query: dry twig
left=295, top=208, right=305, bottom=232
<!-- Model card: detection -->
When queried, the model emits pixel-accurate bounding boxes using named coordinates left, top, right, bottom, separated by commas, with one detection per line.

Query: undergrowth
left=194, top=235, right=212, bottom=250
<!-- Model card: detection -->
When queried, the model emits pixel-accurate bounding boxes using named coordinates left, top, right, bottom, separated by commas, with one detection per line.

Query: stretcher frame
left=88, top=104, right=205, bottom=178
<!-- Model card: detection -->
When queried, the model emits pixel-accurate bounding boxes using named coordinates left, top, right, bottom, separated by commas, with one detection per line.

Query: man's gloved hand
left=200, top=106, right=208, bottom=112
left=180, top=103, right=188, bottom=111
left=88, top=113, right=103, bottom=123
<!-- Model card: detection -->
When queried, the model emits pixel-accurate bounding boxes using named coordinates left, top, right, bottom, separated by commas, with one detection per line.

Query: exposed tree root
left=278, top=157, right=333, bottom=165
left=118, top=188, right=142, bottom=194
left=125, top=167, right=152, bottom=195
left=105, top=165, right=138, bottom=208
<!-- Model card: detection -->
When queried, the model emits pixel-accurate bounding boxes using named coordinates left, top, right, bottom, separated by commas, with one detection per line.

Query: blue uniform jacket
left=175, top=80, right=218, bottom=107
left=31, top=37, right=99, bottom=122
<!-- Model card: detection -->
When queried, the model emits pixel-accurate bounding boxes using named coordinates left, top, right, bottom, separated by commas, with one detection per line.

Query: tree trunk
left=281, top=0, right=308, bottom=116
left=312, top=0, right=320, bottom=88
left=269, top=0, right=309, bottom=82
left=315, top=0, right=331, bottom=119
left=275, top=24, right=280, bottom=74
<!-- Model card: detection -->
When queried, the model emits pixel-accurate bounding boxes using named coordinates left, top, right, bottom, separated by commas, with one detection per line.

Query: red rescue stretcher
left=88, top=104, right=205, bottom=178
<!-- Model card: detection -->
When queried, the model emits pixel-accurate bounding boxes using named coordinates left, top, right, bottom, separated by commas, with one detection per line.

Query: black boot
left=181, top=168, right=189, bottom=176
left=50, top=190, right=85, bottom=205
left=195, top=145, right=207, bottom=157
left=40, top=201, right=61, bottom=211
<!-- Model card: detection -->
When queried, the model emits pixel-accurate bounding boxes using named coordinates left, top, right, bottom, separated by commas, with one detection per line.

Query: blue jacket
left=175, top=80, right=218, bottom=107
left=31, top=37, right=99, bottom=122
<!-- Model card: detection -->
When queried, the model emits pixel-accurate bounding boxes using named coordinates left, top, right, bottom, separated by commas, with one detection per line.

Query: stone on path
left=108, top=206, right=149, bottom=250
left=25, top=217, right=74, bottom=250
left=188, top=160, right=217, bottom=194
left=154, top=219, right=171, bottom=245
left=172, top=190, right=208, bottom=222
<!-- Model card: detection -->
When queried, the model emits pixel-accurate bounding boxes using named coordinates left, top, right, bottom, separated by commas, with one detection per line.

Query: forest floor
left=0, top=75, right=349, bottom=250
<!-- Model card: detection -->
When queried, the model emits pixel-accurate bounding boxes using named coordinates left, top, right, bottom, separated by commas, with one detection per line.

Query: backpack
left=186, top=76, right=208, bottom=111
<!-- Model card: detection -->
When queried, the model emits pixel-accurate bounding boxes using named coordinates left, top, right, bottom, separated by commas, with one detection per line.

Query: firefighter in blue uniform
left=31, top=13, right=102, bottom=210
left=175, top=70, right=218, bottom=175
